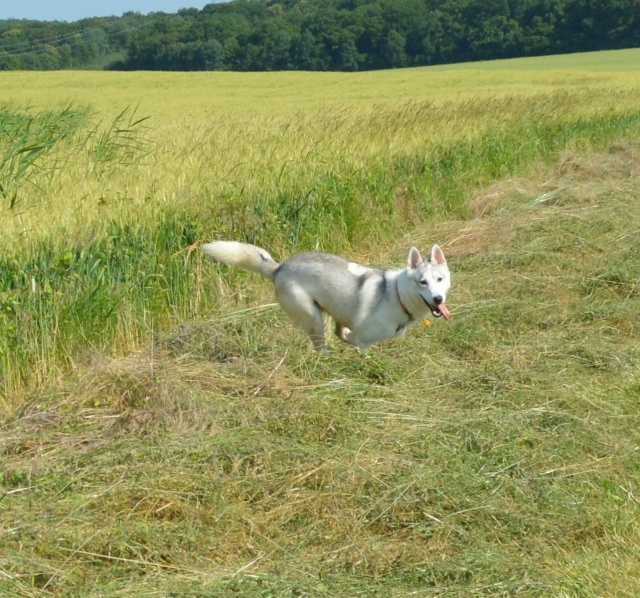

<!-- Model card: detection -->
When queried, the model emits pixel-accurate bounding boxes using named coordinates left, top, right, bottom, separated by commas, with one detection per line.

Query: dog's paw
left=335, top=323, right=351, bottom=342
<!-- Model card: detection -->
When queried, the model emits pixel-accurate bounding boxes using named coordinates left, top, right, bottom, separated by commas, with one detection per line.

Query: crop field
left=1, top=49, right=640, bottom=596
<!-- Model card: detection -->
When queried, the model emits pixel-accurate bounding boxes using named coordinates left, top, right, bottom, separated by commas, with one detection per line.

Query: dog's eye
left=436, top=277, right=443, bottom=283
left=419, top=280, right=429, bottom=286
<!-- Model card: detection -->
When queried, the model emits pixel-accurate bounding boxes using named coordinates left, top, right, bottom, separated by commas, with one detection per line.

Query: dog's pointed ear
left=408, top=247, right=422, bottom=270
left=431, top=244, right=446, bottom=265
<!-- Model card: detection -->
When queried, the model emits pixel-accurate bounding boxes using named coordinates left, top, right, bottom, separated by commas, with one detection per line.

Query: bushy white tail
left=201, top=241, right=279, bottom=281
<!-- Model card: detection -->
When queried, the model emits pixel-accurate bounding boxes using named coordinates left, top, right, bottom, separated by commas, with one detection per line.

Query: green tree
left=338, top=36, right=360, bottom=71
left=385, top=29, right=407, bottom=67
left=293, top=29, right=323, bottom=70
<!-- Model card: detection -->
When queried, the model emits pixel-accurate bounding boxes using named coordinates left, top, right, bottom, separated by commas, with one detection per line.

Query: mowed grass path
left=1, top=50, right=640, bottom=595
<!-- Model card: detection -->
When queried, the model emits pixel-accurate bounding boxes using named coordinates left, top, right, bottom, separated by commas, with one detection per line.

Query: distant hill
left=1, top=0, right=639, bottom=72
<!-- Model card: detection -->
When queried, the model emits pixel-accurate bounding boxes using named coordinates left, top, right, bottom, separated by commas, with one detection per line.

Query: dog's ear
left=408, top=247, right=422, bottom=270
left=431, top=244, right=446, bottom=265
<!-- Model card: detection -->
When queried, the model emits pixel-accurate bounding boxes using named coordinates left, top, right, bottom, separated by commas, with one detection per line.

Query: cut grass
left=1, top=143, right=639, bottom=596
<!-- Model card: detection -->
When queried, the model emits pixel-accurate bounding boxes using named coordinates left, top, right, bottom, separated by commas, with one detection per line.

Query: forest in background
left=1, top=0, right=639, bottom=72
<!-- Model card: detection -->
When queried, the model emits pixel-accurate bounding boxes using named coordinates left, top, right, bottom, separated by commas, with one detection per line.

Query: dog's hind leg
left=275, top=285, right=326, bottom=350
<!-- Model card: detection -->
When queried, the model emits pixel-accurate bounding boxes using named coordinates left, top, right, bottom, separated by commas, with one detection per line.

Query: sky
left=0, top=1, right=220, bottom=22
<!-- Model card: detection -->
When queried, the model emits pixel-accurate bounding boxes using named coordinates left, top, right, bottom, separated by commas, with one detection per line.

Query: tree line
left=1, top=0, right=639, bottom=72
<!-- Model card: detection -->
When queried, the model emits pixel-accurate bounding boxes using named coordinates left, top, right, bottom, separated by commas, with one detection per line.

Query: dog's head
left=407, top=245, right=451, bottom=320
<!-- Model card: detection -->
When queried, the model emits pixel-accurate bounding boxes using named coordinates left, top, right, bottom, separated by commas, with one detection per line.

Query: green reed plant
left=0, top=106, right=89, bottom=209
left=89, top=106, right=152, bottom=175
left=0, top=104, right=151, bottom=212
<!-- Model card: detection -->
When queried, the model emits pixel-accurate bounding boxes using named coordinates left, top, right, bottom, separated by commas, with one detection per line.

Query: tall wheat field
left=1, top=49, right=640, bottom=596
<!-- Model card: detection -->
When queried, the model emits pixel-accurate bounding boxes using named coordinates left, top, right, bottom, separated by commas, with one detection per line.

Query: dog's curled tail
left=201, top=241, right=279, bottom=281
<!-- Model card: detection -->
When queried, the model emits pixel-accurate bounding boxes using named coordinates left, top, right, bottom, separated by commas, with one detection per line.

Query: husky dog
left=201, top=241, right=451, bottom=350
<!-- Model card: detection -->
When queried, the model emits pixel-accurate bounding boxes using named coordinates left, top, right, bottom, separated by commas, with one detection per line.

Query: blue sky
left=1, top=2, right=219, bottom=22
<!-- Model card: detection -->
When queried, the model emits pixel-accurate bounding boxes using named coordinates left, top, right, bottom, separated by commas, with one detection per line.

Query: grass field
left=1, top=49, right=640, bottom=596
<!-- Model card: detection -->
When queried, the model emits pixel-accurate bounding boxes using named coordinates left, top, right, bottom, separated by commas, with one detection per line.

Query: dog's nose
left=433, top=295, right=443, bottom=305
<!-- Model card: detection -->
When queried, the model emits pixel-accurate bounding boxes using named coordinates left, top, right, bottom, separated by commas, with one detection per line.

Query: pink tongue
left=439, top=304, right=451, bottom=320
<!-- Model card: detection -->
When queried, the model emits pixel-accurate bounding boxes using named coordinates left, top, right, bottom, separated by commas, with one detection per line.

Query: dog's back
left=273, top=251, right=388, bottom=331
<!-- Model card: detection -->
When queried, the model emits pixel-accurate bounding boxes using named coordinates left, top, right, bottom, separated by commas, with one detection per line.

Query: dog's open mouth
left=432, top=304, right=451, bottom=320
left=423, top=298, right=451, bottom=320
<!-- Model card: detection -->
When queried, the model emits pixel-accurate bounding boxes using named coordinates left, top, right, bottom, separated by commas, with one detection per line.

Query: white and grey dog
left=201, top=241, right=451, bottom=350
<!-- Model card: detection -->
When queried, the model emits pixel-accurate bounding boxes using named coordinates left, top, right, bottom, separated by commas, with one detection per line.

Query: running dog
left=201, top=241, right=451, bottom=350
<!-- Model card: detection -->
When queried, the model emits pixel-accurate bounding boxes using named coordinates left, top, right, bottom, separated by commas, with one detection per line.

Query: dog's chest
left=394, top=319, right=413, bottom=337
